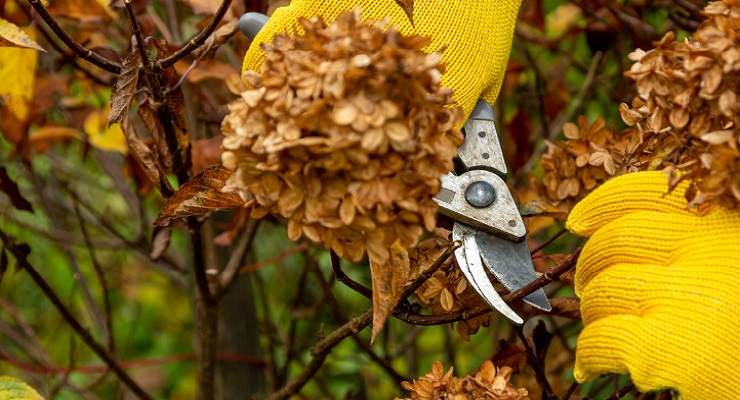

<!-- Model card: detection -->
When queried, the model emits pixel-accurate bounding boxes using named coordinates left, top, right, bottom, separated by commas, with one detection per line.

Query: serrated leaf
left=0, top=376, right=44, bottom=399
left=109, top=50, right=140, bottom=124
left=0, top=18, right=45, bottom=51
left=154, top=165, right=247, bottom=226
left=0, top=167, right=33, bottom=213
left=394, top=0, right=414, bottom=26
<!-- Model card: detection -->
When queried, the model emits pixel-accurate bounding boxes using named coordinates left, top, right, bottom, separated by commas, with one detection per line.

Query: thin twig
left=155, top=0, right=233, bottom=69
left=547, top=51, right=605, bottom=141
left=0, top=231, right=151, bottom=400
left=329, top=250, right=371, bottom=299
left=531, top=227, right=568, bottom=256
left=311, top=256, right=407, bottom=384
left=266, top=310, right=373, bottom=400
left=522, top=52, right=604, bottom=174
left=217, top=220, right=259, bottom=292
left=267, top=241, right=459, bottom=398
left=606, top=383, right=636, bottom=400
left=190, top=219, right=215, bottom=306
left=32, top=20, right=113, bottom=86
left=73, top=202, right=116, bottom=353
left=277, top=262, right=311, bottom=386
left=401, top=240, right=461, bottom=299
left=25, top=0, right=122, bottom=73
left=124, top=0, right=152, bottom=70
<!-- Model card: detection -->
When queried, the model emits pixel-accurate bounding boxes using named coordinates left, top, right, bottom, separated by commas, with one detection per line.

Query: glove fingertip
left=565, top=195, right=600, bottom=237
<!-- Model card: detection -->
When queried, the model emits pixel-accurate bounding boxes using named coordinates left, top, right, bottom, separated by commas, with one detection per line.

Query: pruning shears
left=434, top=99, right=551, bottom=324
left=237, top=13, right=551, bottom=324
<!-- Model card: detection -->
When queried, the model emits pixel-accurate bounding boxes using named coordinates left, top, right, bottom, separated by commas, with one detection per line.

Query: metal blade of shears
left=476, top=231, right=551, bottom=311
left=453, top=224, right=524, bottom=325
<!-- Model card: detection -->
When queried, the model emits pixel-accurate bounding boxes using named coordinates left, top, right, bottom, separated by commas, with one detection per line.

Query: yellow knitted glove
left=566, top=171, right=740, bottom=399
left=242, top=0, right=522, bottom=118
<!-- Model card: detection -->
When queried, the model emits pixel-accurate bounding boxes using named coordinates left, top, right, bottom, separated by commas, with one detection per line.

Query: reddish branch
left=24, top=0, right=122, bottom=73
left=395, top=249, right=581, bottom=326
left=0, top=230, right=152, bottom=400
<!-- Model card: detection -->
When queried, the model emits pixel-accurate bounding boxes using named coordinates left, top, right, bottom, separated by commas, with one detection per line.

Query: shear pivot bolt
left=465, top=181, right=496, bottom=208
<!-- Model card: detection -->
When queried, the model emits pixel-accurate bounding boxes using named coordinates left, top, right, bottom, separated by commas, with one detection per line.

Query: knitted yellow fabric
left=241, top=0, right=522, bottom=118
left=566, top=171, right=740, bottom=399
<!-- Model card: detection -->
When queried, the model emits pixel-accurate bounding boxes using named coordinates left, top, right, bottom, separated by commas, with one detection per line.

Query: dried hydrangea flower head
left=620, top=0, right=739, bottom=208
left=398, top=361, right=529, bottom=400
left=536, top=117, right=642, bottom=209
left=535, top=0, right=739, bottom=210
left=221, top=9, right=464, bottom=264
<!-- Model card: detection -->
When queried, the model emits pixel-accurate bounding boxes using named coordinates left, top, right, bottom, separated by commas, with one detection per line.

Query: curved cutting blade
left=475, top=231, right=551, bottom=312
left=453, top=224, right=524, bottom=325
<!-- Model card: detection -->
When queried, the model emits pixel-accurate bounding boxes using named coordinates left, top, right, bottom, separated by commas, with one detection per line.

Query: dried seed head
left=535, top=0, right=739, bottom=210
left=397, top=360, right=529, bottom=400
left=221, top=9, right=464, bottom=263
left=620, top=0, right=740, bottom=208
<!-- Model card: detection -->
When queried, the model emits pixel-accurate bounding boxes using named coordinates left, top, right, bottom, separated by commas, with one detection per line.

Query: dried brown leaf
left=155, top=165, right=248, bottom=226
left=121, top=119, right=173, bottom=195
left=109, top=50, right=140, bottom=125
left=369, top=241, right=410, bottom=342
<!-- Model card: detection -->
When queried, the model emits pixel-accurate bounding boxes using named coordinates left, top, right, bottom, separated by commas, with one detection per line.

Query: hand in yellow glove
left=242, top=0, right=522, bottom=118
left=566, top=171, right=740, bottom=399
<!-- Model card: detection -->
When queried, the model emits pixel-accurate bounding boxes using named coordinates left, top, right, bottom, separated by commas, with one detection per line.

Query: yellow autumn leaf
left=83, top=110, right=128, bottom=154
left=0, top=18, right=44, bottom=51
left=546, top=3, right=583, bottom=37
left=0, top=26, right=38, bottom=121
left=0, top=376, right=44, bottom=400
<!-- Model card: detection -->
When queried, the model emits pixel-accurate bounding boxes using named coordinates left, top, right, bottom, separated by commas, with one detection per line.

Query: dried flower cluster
left=408, top=229, right=491, bottom=340
left=536, top=117, right=642, bottom=208
left=221, top=9, right=464, bottom=265
left=398, top=361, right=529, bottom=400
left=536, top=0, right=739, bottom=209
left=619, top=0, right=739, bottom=208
